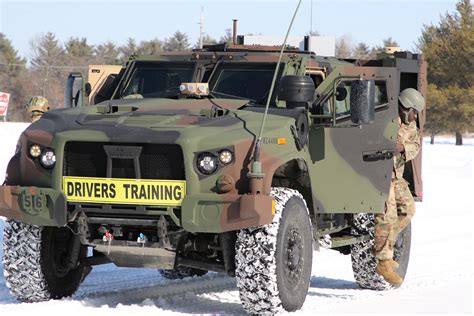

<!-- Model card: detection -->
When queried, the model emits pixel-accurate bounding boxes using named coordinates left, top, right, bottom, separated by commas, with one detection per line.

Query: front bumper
left=0, top=185, right=274, bottom=232
left=181, top=193, right=274, bottom=233
left=0, top=185, right=66, bottom=226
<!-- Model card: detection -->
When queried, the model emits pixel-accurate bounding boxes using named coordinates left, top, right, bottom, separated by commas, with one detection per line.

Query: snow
left=0, top=122, right=472, bottom=315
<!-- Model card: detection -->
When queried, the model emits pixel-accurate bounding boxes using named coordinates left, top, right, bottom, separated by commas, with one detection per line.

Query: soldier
left=374, top=88, right=425, bottom=285
left=26, top=96, right=50, bottom=122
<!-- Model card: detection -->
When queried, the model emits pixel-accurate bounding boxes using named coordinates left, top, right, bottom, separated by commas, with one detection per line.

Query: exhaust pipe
left=233, top=19, right=238, bottom=45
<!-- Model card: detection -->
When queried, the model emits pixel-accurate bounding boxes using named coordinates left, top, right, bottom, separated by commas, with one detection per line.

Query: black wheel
left=2, top=220, right=87, bottom=302
left=159, top=266, right=208, bottom=279
left=350, top=213, right=411, bottom=290
left=235, top=188, right=313, bottom=314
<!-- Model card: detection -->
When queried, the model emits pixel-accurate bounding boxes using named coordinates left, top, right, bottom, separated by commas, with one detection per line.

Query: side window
left=333, top=80, right=388, bottom=118
left=374, top=81, right=388, bottom=106
left=335, top=81, right=351, bottom=117
left=308, top=74, right=324, bottom=88
left=315, top=80, right=388, bottom=120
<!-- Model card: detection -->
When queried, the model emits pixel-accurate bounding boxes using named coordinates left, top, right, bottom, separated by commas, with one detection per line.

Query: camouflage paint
left=0, top=49, right=425, bottom=233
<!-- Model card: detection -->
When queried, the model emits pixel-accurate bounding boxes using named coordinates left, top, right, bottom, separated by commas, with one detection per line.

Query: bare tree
left=335, top=35, right=353, bottom=58
left=219, top=28, right=232, bottom=44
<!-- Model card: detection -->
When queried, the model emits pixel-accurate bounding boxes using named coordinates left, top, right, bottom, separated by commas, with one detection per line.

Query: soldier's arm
left=401, top=123, right=420, bottom=162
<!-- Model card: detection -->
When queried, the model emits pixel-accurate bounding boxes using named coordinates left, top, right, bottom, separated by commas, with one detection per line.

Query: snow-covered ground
left=0, top=123, right=472, bottom=315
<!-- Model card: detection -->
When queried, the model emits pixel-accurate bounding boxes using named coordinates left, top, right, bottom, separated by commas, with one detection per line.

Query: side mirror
left=278, top=75, right=315, bottom=109
left=350, top=80, right=375, bottom=124
left=84, top=83, right=92, bottom=97
left=64, top=72, right=84, bottom=108
left=335, top=84, right=348, bottom=101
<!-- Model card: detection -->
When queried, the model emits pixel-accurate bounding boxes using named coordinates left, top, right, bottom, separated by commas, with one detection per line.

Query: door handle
left=363, top=150, right=394, bottom=161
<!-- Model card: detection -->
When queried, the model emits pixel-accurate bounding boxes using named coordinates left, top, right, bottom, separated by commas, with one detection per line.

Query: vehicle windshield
left=209, top=62, right=277, bottom=103
left=122, top=62, right=195, bottom=98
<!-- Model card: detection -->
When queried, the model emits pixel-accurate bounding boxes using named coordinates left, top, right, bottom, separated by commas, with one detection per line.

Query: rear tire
left=159, top=266, right=207, bottom=279
left=350, top=213, right=411, bottom=290
left=235, top=188, right=313, bottom=314
left=2, top=220, right=87, bottom=302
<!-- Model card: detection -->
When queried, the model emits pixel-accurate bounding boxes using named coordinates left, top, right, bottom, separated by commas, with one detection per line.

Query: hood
left=74, top=98, right=250, bottom=127
left=25, top=97, right=260, bottom=146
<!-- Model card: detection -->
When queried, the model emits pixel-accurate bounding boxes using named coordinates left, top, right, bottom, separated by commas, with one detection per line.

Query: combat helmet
left=27, top=96, right=50, bottom=122
left=398, top=88, right=425, bottom=112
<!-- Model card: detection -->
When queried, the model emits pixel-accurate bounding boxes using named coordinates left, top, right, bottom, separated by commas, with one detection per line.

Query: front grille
left=63, top=142, right=185, bottom=180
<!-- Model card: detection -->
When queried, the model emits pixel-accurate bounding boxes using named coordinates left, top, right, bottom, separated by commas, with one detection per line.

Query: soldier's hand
left=395, top=143, right=405, bottom=154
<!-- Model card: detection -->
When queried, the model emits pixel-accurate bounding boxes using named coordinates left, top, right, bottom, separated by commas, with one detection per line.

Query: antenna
left=310, top=0, right=313, bottom=34
left=248, top=0, right=302, bottom=191
left=198, top=7, right=204, bottom=49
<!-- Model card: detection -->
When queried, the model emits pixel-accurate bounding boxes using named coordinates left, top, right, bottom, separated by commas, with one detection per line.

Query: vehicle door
left=307, top=66, right=398, bottom=214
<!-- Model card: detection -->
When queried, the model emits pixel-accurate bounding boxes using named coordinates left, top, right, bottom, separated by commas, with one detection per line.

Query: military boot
left=388, top=259, right=399, bottom=269
left=375, top=260, right=403, bottom=285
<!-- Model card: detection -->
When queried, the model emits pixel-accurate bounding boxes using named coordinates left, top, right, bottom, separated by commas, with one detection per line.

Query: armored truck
left=0, top=43, right=426, bottom=313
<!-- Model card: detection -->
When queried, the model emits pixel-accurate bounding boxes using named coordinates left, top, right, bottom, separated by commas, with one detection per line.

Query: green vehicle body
left=0, top=44, right=426, bottom=272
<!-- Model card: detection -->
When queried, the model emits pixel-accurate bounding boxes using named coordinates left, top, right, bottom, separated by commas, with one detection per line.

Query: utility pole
left=198, top=7, right=204, bottom=49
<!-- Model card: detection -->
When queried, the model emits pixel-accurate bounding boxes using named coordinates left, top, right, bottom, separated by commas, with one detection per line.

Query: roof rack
left=193, top=42, right=303, bottom=53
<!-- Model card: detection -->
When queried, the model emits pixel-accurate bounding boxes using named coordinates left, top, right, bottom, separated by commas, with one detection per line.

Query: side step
left=329, top=234, right=370, bottom=248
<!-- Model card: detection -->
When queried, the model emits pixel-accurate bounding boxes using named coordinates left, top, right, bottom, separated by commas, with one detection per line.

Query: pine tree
left=65, top=37, right=93, bottom=58
left=163, top=31, right=190, bottom=52
left=353, top=42, right=371, bottom=59
left=370, top=37, right=401, bottom=57
left=30, top=32, right=65, bottom=68
left=418, top=0, right=474, bottom=145
left=0, top=33, right=26, bottom=77
left=194, top=34, right=217, bottom=49
left=138, top=38, right=163, bottom=55
left=425, top=85, right=449, bottom=144
left=94, top=41, right=120, bottom=64
left=29, top=32, right=66, bottom=102
left=119, top=38, right=138, bottom=63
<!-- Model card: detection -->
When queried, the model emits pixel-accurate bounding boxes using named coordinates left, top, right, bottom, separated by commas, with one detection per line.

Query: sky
left=0, top=0, right=460, bottom=60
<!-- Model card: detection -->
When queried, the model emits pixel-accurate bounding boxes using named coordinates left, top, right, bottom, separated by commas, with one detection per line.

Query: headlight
left=39, top=149, right=56, bottom=168
left=29, top=144, right=41, bottom=157
left=197, top=153, right=218, bottom=174
left=218, top=150, right=233, bottom=165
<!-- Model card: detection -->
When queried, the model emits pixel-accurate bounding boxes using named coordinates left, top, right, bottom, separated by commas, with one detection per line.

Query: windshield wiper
left=211, top=91, right=254, bottom=101
left=141, top=87, right=181, bottom=99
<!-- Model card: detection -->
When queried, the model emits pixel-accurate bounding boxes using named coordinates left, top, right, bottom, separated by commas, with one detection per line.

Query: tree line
left=419, top=0, right=473, bottom=145
left=0, top=29, right=229, bottom=121
left=333, top=0, right=473, bottom=145
left=0, top=0, right=472, bottom=144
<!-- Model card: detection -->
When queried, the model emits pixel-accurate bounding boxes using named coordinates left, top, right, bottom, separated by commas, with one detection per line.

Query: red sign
left=0, top=92, right=10, bottom=117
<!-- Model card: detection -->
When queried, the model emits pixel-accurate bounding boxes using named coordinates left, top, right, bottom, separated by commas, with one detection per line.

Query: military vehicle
left=0, top=39, right=426, bottom=313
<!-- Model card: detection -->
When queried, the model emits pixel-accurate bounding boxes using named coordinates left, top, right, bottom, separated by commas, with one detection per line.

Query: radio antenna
left=248, top=0, right=302, bottom=190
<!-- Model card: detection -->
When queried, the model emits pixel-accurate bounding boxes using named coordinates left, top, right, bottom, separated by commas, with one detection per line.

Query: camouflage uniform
left=375, top=117, right=420, bottom=260
left=26, top=96, right=49, bottom=123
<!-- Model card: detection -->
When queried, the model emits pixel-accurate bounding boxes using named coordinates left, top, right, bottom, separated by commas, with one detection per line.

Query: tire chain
left=235, top=187, right=307, bottom=314
left=350, top=213, right=392, bottom=291
left=2, top=220, right=51, bottom=302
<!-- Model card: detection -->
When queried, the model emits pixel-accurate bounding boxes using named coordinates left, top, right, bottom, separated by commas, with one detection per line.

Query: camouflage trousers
left=374, top=179, right=415, bottom=260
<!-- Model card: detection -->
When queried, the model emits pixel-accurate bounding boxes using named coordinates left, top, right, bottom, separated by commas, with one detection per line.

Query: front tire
left=235, top=188, right=313, bottom=314
left=350, top=213, right=411, bottom=290
left=2, top=220, right=87, bottom=302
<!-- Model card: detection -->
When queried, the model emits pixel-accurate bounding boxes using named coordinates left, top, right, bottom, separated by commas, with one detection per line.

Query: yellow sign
left=62, top=176, right=186, bottom=206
